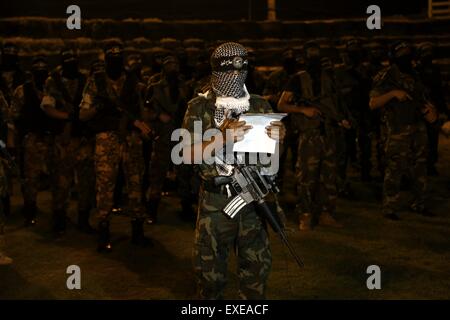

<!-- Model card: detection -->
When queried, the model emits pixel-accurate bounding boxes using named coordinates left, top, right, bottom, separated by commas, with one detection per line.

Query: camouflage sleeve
left=260, top=97, right=273, bottom=113
left=182, top=97, right=208, bottom=147
left=10, top=85, right=24, bottom=120
left=0, top=90, right=9, bottom=123
left=148, top=84, right=166, bottom=116
left=262, top=72, right=277, bottom=96
left=370, top=70, right=391, bottom=98
left=79, top=76, right=97, bottom=110
left=41, top=76, right=58, bottom=109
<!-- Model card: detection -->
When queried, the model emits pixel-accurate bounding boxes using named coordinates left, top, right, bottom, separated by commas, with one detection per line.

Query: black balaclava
left=126, top=53, right=143, bottom=79
left=392, top=41, right=414, bottom=74
left=1, top=43, right=19, bottom=71
left=304, top=41, right=321, bottom=76
left=89, top=59, right=105, bottom=76
left=346, top=38, right=364, bottom=67
left=210, top=42, right=250, bottom=127
left=31, top=57, right=49, bottom=91
left=60, top=49, right=79, bottom=79
left=151, top=48, right=166, bottom=74
left=282, top=49, right=296, bottom=75
left=211, top=42, right=248, bottom=99
left=418, top=42, right=433, bottom=67
left=194, top=53, right=211, bottom=80
left=104, top=43, right=124, bottom=80
left=162, top=55, right=181, bottom=102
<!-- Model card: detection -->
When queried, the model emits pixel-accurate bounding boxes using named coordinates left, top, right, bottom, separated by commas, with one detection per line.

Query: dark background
left=1, top=0, right=428, bottom=20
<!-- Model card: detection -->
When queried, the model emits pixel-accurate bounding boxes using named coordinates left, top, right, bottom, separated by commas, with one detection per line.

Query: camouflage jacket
left=284, top=69, right=344, bottom=131
left=263, top=68, right=291, bottom=108
left=0, top=90, right=10, bottom=140
left=42, top=68, right=86, bottom=114
left=146, top=77, right=189, bottom=128
left=182, top=90, right=272, bottom=182
left=370, top=64, right=428, bottom=132
left=0, top=90, right=9, bottom=197
left=80, top=71, right=145, bottom=134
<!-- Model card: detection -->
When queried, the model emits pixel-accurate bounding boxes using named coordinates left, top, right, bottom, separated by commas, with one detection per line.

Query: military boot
left=319, top=212, right=343, bottom=228
left=131, top=218, right=153, bottom=247
left=0, top=250, right=13, bottom=265
left=299, top=213, right=313, bottom=231
left=97, top=220, right=112, bottom=253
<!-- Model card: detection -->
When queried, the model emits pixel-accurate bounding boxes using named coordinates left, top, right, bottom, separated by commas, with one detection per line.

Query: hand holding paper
left=232, top=113, right=287, bottom=154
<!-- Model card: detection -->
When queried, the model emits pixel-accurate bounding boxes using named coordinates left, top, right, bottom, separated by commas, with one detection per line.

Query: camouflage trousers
left=22, top=133, right=54, bottom=207
left=383, top=124, right=428, bottom=214
left=52, top=135, right=95, bottom=213
left=330, top=126, right=348, bottom=194
left=147, top=122, right=175, bottom=201
left=194, top=188, right=272, bottom=300
left=95, top=131, right=144, bottom=221
left=0, top=160, right=7, bottom=232
left=295, top=129, right=337, bottom=218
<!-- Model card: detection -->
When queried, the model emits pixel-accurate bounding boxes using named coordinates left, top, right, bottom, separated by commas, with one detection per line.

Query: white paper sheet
left=232, top=113, right=287, bottom=154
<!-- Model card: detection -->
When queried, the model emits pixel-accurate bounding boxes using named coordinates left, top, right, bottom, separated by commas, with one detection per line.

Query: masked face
left=152, top=54, right=163, bottom=72
left=420, top=54, right=433, bottom=67
left=394, top=54, right=413, bottom=74
left=211, top=43, right=249, bottom=99
left=195, top=61, right=211, bottom=80
left=2, top=53, right=18, bottom=70
left=32, top=69, right=48, bottom=89
left=164, top=62, right=180, bottom=81
left=305, top=47, right=321, bottom=74
left=347, top=49, right=363, bottom=66
left=369, top=49, right=383, bottom=65
left=62, top=60, right=79, bottom=79
left=105, top=55, right=123, bottom=80
left=283, top=56, right=296, bottom=74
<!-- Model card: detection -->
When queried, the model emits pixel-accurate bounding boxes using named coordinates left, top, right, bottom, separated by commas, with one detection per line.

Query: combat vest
left=18, top=82, right=58, bottom=136
left=291, top=70, right=333, bottom=132
left=51, top=70, right=87, bottom=137
left=87, top=71, right=140, bottom=135
left=377, top=66, right=425, bottom=132
left=149, top=77, right=188, bottom=128
left=0, top=68, right=26, bottom=104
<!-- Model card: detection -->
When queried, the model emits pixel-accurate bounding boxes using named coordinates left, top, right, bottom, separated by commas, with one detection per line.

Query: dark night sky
left=1, top=0, right=428, bottom=20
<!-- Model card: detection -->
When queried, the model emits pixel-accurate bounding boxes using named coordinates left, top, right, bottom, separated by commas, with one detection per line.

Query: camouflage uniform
left=1, top=90, right=9, bottom=231
left=323, top=61, right=353, bottom=196
left=41, top=68, right=96, bottom=224
left=415, top=43, right=448, bottom=175
left=0, top=64, right=25, bottom=217
left=263, top=68, right=298, bottom=185
left=335, top=62, right=373, bottom=181
left=11, top=81, right=55, bottom=221
left=0, top=156, right=7, bottom=228
left=80, top=72, right=145, bottom=221
left=182, top=91, right=273, bottom=299
left=285, top=69, right=343, bottom=223
left=263, top=69, right=291, bottom=109
left=370, top=65, right=429, bottom=215
left=145, top=76, right=189, bottom=213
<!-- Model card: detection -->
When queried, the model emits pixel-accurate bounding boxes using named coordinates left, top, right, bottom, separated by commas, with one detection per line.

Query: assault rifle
left=0, top=140, right=21, bottom=177
left=214, top=163, right=304, bottom=268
